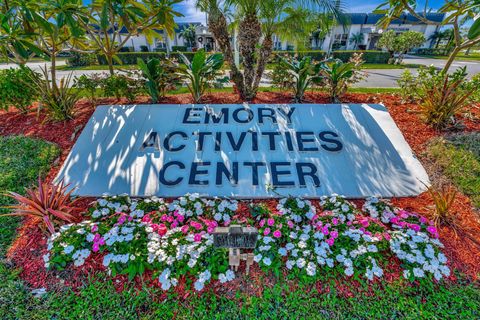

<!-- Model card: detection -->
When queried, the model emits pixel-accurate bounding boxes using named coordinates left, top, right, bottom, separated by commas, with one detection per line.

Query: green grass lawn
left=427, top=133, right=480, bottom=209
left=360, top=63, right=423, bottom=69
left=0, top=136, right=60, bottom=257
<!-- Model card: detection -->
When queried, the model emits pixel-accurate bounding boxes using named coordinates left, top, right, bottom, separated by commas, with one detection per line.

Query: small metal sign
left=213, top=225, right=259, bottom=275
left=213, top=225, right=258, bottom=249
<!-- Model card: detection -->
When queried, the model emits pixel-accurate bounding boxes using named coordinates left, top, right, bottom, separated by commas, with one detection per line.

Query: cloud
left=174, top=0, right=206, bottom=24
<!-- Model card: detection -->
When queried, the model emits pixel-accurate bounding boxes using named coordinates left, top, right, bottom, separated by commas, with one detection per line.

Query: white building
left=110, top=12, right=446, bottom=53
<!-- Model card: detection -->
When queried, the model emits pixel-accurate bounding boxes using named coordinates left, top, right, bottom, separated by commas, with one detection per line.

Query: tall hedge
left=332, top=50, right=390, bottom=63
left=96, top=52, right=196, bottom=65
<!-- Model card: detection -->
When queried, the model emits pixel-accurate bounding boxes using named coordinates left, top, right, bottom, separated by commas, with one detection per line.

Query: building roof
left=345, top=12, right=445, bottom=25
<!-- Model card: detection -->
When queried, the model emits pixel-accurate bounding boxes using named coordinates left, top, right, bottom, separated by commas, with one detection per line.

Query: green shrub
left=270, top=62, right=294, bottom=90
left=172, top=45, right=187, bottom=52
left=278, top=55, right=321, bottom=102
left=413, top=66, right=477, bottom=129
left=73, top=74, right=103, bottom=102
left=137, top=58, right=181, bottom=102
left=397, top=69, right=417, bottom=102
left=272, top=50, right=326, bottom=62
left=96, top=52, right=196, bottom=65
left=177, top=49, right=225, bottom=103
left=319, top=53, right=366, bottom=102
left=332, top=50, right=390, bottom=64
left=0, top=67, right=39, bottom=113
left=100, top=74, right=144, bottom=101
left=415, top=48, right=451, bottom=56
left=66, top=52, right=97, bottom=67
left=31, top=68, right=79, bottom=121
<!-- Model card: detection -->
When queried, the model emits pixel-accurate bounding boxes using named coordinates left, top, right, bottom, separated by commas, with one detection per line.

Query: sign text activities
left=55, top=104, right=430, bottom=198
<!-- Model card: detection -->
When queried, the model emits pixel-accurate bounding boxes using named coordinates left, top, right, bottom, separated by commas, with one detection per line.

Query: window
left=332, top=33, right=348, bottom=50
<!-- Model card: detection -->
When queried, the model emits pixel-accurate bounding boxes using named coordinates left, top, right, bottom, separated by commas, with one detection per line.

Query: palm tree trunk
left=253, top=34, right=273, bottom=93
left=238, top=12, right=261, bottom=100
left=206, top=7, right=246, bottom=99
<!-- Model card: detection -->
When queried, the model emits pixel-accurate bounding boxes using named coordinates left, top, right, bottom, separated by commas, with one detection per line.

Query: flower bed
left=41, top=193, right=451, bottom=292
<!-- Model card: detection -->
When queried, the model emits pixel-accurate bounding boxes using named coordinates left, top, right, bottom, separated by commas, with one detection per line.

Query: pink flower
left=117, top=215, right=126, bottom=225
left=390, top=217, right=400, bottom=225
left=171, top=221, right=178, bottom=228
left=92, top=242, right=100, bottom=252
left=128, top=216, right=133, bottom=222
left=267, top=218, right=275, bottom=226
left=409, top=223, right=421, bottom=232
left=287, top=220, right=294, bottom=228
left=263, top=228, right=271, bottom=236
left=273, top=230, right=282, bottom=238
left=326, top=238, right=335, bottom=246
left=160, top=214, right=169, bottom=222
left=157, top=224, right=167, bottom=236
left=207, top=227, right=215, bottom=233
left=91, top=225, right=98, bottom=233
left=427, top=225, right=437, bottom=235
left=321, top=226, right=329, bottom=235
left=419, top=216, right=428, bottom=224
left=332, top=218, right=339, bottom=226
left=142, top=215, right=151, bottom=223
left=194, top=233, right=202, bottom=242
left=346, top=221, right=352, bottom=226
left=259, top=219, right=265, bottom=227
left=176, top=215, right=185, bottom=223
left=181, top=225, right=189, bottom=234
left=190, top=221, right=203, bottom=230
left=383, top=232, right=391, bottom=241
left=374, top=232, right=383, bottom=240
left=399, top=211, right=409, bottom=219
left=93, top=233, right=101, bottom=242
left=361, top=219, right=369, bottom=227
left=330, top=230, right=338, bottom=239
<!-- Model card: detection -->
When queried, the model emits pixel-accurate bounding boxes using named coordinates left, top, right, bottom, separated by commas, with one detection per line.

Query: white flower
left=345, top=267, right=354, bottom=276
left=263, top=257, right=272, bottom=266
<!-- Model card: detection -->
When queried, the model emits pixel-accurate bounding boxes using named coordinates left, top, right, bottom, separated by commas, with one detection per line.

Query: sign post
left=213, top=225, right=258, bottom=275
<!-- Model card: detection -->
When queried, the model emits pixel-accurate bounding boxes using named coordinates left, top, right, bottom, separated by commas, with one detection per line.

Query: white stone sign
left=55, top=104, right=430, bottom=198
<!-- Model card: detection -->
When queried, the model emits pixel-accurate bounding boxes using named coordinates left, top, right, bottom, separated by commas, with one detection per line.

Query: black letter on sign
left=140, top=131, right=160, bottom=151
left=319, top=131, right=343, bottom=152
left=159, top=161, right=185, bottom=186
left=226, top=132, right=247, bottom=151
left=189, top=161, right=211, bottom=185
left=182, top=107, right=202, bottom=124
left=205, top=108, right=229, bottom=124
left=271, top=162, right=295, bottom=187
left=262, top=132, right=281, bottom=151
left=232, top=107, right=254, bottom=123
left=296, top=163, right=320, bottom=187
left=296, top=131, right=318, bottom=152
left=216, top=162, right=238, bottom=185
left=163, top=131, right=187, bottom=152
left=258, top=108, right=277, bottom=124
left=244, top=162, right=266, bottom=186
left=195, top=131, right=212, bottom=151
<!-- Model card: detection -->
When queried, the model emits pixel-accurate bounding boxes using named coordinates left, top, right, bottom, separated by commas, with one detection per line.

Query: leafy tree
left=196, top=0, right=343, bottom=100
left=349, top=32, right=364, bottom=49
left=376, top=0, right=480, bottom=72
left=378, top=30, right=425, bottom=64
left=0, top=2, right=47, bottom=65
left=78, top=0, right=182, bottom=75
left=179, top=24, right=197, bottom=50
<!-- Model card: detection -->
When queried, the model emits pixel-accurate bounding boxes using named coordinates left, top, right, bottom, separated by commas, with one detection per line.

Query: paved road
left=1, top=55, right=478, bottom=88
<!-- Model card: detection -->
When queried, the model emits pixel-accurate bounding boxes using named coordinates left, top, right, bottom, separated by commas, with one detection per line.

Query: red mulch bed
left=1, top=92, right=479, bottom=294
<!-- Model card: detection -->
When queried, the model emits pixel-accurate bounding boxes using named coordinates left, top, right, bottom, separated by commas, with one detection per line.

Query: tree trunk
left=253, top=34, right=273, bottom=93
left=106, top=53, right=115, bottom=75
left=238, top=12, right=261, bottom=100
left=443, top=46, right=461, bottom=73
left=206, top=7, right=246, bottom=99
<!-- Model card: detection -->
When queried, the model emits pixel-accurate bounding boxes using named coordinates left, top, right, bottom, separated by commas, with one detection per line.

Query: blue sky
left=83, top=0, right=448, bottom=24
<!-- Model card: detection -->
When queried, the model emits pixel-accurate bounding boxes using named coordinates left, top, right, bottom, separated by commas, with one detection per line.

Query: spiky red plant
left=2, top=178, right=78, bottom=234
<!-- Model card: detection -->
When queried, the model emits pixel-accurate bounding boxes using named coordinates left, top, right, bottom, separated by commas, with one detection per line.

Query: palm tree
left=179, top=24, right=198, bottom=50
left=196, top=0, right=343, bottom=100
left=349, top=32, right=364, bottom=50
